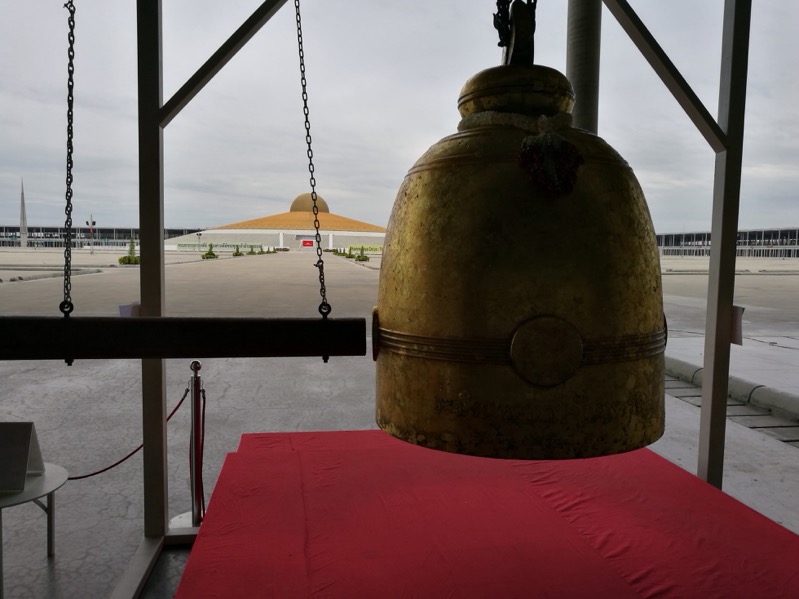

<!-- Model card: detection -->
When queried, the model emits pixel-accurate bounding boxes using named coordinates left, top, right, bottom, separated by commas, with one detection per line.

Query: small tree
left=233, top=244, right=243, bottom=256
left=118, top=238, right=140, bottom=264
left=355, top=245, right=370, bottom=262
left=202, top=243, right=218, bottom=259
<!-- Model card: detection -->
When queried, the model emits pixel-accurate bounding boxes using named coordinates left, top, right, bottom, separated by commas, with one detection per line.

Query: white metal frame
left=114, top=2, right=290, bottom=597
left=567, top=0, right=751, bottom=488
left=115, top=0, right=752, bottom=595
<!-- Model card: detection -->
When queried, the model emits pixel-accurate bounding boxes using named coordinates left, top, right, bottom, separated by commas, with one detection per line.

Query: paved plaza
left=0, top=248, right=798, bottom=598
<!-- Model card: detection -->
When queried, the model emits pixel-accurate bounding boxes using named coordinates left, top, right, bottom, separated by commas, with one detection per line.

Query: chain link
left=61, top=0, right=76, bottom=319
left=294, top=0, right=331, bottom=320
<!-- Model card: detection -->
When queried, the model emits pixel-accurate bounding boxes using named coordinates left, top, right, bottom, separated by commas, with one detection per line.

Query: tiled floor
left=665, top=376, right=799, bottom=446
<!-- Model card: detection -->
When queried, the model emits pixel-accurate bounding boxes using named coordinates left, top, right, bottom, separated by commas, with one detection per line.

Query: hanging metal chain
left=294, top=0, right=331, bottom=319
left=61, top=0, right=76, bottom=319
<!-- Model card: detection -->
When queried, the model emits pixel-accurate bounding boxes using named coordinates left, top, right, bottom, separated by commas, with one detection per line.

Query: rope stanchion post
left=69, top=361, right=208, bottom=530
left=189, top=361, right=205, bottom=526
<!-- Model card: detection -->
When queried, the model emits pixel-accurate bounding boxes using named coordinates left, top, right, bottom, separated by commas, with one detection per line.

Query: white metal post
left=137, top=0, right=169, bottom=539
left=698, top=0, right=752, bottom=487
left=189, top=361, right=204, bottom=526
left=602, top=0, right=751, bottom=487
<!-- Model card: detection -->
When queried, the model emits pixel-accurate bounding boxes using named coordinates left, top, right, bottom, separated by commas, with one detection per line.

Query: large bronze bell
left=373, top=59, right=665, bottom=459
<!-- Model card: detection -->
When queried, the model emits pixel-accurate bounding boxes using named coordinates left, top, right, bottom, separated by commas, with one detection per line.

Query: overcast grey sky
left=1, top=1, right=797, bottom=234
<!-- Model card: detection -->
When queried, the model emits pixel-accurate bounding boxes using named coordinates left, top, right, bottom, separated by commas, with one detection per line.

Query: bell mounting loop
left=494, top=1, right=512, bottom=48
left=494, top=0, right=537, bottom=66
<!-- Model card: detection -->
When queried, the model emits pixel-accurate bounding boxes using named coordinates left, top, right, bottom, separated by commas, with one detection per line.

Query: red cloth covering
left=176, top=430, right=799, bottom=598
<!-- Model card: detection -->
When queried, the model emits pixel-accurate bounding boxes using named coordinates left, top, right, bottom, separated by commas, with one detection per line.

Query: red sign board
left=302, top=240, right=314, bottom=247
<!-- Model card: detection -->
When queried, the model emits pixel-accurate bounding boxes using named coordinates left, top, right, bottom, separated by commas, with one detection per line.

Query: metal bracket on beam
left=602, top=0, right=728, bottom=152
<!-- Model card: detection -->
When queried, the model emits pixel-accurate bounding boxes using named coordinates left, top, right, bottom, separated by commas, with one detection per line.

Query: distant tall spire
left=19, top=178, right=28, bottom=248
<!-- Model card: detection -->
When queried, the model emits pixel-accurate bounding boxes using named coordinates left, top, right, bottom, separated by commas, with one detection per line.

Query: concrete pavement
left=0, top=249, right=797, bottom=598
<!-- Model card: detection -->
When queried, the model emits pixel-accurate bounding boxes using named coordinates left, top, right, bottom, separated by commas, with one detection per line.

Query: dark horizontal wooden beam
left=0, top=317, right=366, bottom=361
